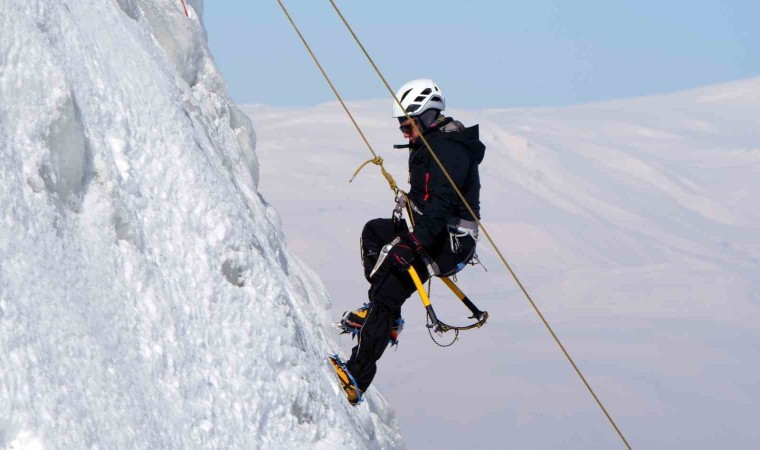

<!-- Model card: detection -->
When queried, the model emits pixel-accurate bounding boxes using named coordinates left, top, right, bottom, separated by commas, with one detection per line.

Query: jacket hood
left=462, top=125, right=486, bottom=163
left=433, top=122, right=486, bottom=164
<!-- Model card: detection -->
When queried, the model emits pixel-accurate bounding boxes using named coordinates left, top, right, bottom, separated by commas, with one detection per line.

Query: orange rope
left=179, top=0, right=189, bottom=17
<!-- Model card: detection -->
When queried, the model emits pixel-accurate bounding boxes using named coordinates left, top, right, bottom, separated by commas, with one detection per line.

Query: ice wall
left=0, top=1, right=403, bottom=449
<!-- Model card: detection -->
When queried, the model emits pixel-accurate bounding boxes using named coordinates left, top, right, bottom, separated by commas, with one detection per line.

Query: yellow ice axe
left=407, top=266, right=440, bottom=329
left=408, top=266, right=488, bottom=333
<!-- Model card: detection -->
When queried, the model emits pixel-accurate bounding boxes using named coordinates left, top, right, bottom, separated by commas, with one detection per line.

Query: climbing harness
left=353, top=156, right=488, bottom=340
left=276, top=1, right=632, bottom=448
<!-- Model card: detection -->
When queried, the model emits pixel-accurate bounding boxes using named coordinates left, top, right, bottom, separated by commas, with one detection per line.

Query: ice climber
left=331, top=79, right=486, bottom=405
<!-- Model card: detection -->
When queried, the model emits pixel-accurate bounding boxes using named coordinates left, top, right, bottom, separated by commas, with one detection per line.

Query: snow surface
left=244, top=78, right=759, bottom=449
left=0, top=1, right=403, bottom=449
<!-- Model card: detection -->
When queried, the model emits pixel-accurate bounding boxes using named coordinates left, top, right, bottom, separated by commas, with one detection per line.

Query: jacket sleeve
left=412, top=139, right=470, bottom=248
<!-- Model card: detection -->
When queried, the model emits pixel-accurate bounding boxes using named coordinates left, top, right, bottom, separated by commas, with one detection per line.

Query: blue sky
left=204, top=1, right=760, bottom=109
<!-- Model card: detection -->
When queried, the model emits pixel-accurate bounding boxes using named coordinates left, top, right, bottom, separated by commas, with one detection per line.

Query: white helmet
left=392, top=78, right=445, bottom=118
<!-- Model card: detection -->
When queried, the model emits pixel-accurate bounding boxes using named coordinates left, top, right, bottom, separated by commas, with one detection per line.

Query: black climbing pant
left=346, top=217, right=475, bottom=392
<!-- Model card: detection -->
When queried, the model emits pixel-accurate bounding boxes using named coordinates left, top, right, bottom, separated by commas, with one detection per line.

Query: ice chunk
left=141, top=1, right=205, bottom=87
left=186, top=0, right=204, bottom=20
left=116, top=0, right=141, bottom=20
left=229, top=105, right=259, bottom=188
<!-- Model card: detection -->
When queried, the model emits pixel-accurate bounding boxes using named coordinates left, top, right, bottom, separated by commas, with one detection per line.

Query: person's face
left=398, top=117, right=421, bottom=142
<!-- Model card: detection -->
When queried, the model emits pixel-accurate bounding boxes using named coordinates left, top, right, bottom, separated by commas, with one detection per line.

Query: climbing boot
left=335, top=303, right=404, bottom=346
left=328, top=355, right=362, bottom=405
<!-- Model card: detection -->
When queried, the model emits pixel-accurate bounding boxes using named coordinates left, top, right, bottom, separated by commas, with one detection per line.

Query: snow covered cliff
left=0, top=1, right=403, bottom=449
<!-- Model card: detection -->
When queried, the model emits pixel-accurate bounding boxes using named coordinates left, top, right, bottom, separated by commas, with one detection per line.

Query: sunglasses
left=398, top=118, right=418, bottom=134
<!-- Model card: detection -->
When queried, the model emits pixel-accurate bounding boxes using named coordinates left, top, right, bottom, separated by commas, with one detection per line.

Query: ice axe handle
left=407, top=266, right=430, bottom=307
left=409, top=267, right=443, bottom=330
left=440, top=277, right=484, bottom=319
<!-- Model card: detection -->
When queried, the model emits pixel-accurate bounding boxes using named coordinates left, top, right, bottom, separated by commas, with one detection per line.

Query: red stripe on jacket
left=424, top=172, right=430, bottom=201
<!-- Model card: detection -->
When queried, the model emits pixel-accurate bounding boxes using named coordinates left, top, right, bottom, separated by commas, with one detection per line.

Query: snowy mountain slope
left=243, top=78, right=759, bottom=449
left=0, top=1, right=403, bottom=449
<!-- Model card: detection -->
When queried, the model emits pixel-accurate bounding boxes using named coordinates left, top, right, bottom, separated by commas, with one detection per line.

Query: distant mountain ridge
left=243, top=76, right=759, bottom=449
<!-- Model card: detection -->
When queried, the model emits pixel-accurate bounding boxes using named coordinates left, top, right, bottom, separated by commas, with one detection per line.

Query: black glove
left=388, top=232, right=424, bottom=272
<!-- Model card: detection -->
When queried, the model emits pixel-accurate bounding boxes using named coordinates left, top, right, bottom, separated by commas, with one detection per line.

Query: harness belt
left=448, top=217, right=478, bottom=235
left=391, top=192, right=479, bottom=276
left=396, top=193, right=479, bottom=237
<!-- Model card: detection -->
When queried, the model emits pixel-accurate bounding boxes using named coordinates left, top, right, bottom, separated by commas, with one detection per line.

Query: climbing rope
left=275, top=0, right=386, bottom=188
left=350, top=156, right=398, bottom=194
left=277, top=1, right=632, bottom=448
left=179, top=0, right=189, bottom=17
left=326, top=2, right=632, bottom=449
left=274, top=2, right=483, bottom=347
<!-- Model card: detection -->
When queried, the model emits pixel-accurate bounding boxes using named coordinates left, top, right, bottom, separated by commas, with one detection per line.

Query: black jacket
left=407, top=118, right=486, bottom=247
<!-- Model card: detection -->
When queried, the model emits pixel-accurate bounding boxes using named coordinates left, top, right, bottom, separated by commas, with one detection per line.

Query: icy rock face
left=39, top=95, right=89, bottom=212
left=0, top=1, right=402, bottom=449
left=116, top=0, right=142, bottom=20
left=186, top=0, right=203, bottom=19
